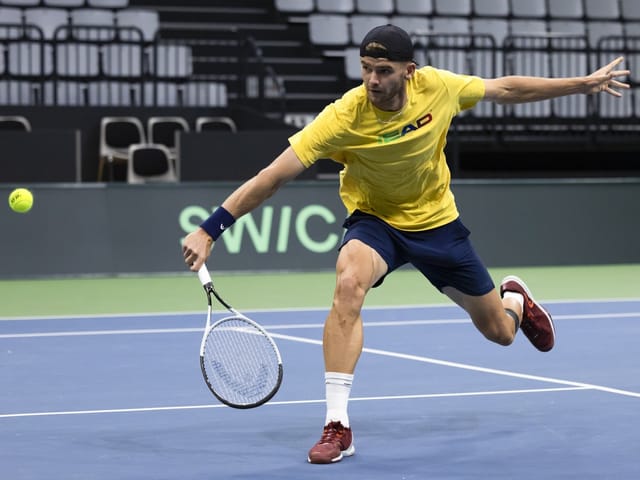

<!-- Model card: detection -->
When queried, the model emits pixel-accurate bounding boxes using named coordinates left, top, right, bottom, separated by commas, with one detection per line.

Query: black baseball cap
left=359, top=24, right=415, bottom=62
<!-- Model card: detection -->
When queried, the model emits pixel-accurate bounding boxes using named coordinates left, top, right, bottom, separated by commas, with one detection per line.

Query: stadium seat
left=471, top=18, right=509, bottom=47
left=98, top=116, right=145, bottom=181
left=88, top=81, right=141, bottom=105
left=0, top=80, right=38, bottom=105
left=355, top=0, right=393, bottom=14
left=597, top=92, right=633, bottom=118
left=52, top=80, right=90, bottom=105
left=69, top=8, right=115, bottom=40
left=308, top=14, right=350, bottom=45
left=390, top=16, right=429, bottom=37
left=625, top=21, right=640, bottom=38
left=548, top=0, right=584, bottom=20
left=127, top=143, right=177, bottom=184
left=473, top=0, right=508, bottom=17
left=55, top=42, right=101, bottom=77
left=351, top=15, right=389, bottom=44
left=150, top=44, right=192, bottom=78
left=548, top=20, right=586, bottom=36
left=510, top=0, right=546, bottom=18
left=195, top=116, right=237, bottom=132
left=621, top=0, right=640, bottom=21
left=274, top=0, right=313, bottom=13
left=102, top=42, right=144, bottom=77
left=584, top=0, right=620, bottom=20
left=0, top=115, right=31, bottom=131
left=413, top=19, right=473, bottom=82
left=0, top=7, right=23, bottom=38
left=44, top=0, right=85, bottom=7
left=183, top=81, right=227, bottom=107
left=509, top=20, right=548, bottom=35
left=317, top=0, right=354, bottom=13
left=395, top=0, right=432, bottom=15
left=147, top=116, right=189, bottom=164
left=344, top=47, right=361, bottom=80
left=115, top=8, right=159, bottom=41
left=144, top=81, right=227, bottom=107
left=24, top=8, right=69, bottom=40
left=87, top=0, right=129, bottom=8
left=0, top=0, right=39, bottom=6
left=587, top=21, right=623, bottom=48
left=434, top=0, right=471, bottom=16
left=8, top=41, right=53, bottom=76
left=431, top=17, right=470, bottom=35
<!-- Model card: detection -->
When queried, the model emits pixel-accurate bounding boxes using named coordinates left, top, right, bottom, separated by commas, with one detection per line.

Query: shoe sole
left=502, top=275, right=556, bottom=350
left=307, top=444, right=355, bottom=464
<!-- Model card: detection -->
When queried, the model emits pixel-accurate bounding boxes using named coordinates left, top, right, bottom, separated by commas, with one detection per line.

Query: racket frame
left=197, top=264, right=283, bottom=409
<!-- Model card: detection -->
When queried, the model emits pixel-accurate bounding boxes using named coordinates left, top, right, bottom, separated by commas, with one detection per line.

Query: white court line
left=2, top=315, right=639, bottom=412
left=1, top=311, right=639, bottom=339
left=269, top=332, right=640, bottom=399
left=1, top=297, right=639, bottom=322
left=0, top=386, right=589, bottom=419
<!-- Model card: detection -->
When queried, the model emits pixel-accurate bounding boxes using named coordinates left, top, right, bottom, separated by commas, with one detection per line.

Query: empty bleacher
left=0, top=1, right=234, bottom=108
left=1, top=0, right=639, bottom=179
left=4, top=0, right=639, bottom=117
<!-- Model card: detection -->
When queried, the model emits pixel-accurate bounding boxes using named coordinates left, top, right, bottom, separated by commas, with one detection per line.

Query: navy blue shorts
left=341, top=211, right=495, bottom=296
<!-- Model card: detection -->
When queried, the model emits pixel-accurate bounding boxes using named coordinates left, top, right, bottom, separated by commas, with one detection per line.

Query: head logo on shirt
left=377, top=113, right=433, bottom=144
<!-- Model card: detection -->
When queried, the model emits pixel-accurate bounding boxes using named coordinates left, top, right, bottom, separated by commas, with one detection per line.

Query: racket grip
left=197, top=264, right=213, bottom=286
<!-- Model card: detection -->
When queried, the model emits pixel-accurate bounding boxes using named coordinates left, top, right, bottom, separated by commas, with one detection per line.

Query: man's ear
left=405, top=62, right=416, bottom=79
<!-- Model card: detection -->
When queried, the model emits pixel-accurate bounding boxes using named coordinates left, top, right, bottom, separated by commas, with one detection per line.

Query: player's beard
left=366, top=77, right=406, bottom=111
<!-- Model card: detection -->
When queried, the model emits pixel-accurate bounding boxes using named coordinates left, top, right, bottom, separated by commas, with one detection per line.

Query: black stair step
left=260, top=59, right=340, bottom=76
left=237, top=97, right=332, bottom=114
left=189, top=57, right=339, bottom=78
left=280, top=80, right=342, bottom=95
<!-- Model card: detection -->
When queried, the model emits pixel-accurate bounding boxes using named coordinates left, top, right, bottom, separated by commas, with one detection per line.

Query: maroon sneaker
left=307, top=421, right=355, bottom=464
left=500, top=275, right=555, bottom=352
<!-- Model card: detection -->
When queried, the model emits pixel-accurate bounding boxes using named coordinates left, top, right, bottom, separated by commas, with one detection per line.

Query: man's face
left=360, top=56, right=414, bottom=109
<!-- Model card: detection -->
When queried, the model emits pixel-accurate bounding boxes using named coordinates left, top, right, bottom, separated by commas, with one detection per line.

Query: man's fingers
left=605, top=88, right=623, bottom=97
left=607, top=68, right=631, bottom=82
left=610, top=79, right=630, bottom=89
left=184, top=253, right=195, bottom=266
left=608, top=56, right=625, bottom=69
left=189, top=260, right=202, bottom=272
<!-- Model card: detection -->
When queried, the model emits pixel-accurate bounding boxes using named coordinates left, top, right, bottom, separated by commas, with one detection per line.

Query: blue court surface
left=1, top=300, right=639, bottom=479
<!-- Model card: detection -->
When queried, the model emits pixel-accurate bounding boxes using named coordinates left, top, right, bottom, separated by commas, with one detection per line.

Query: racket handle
left=197, top=263, right=213, bottom=287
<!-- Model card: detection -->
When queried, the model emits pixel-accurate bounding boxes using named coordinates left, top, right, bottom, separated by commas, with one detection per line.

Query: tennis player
left=182, top=24, right=630, bottom=464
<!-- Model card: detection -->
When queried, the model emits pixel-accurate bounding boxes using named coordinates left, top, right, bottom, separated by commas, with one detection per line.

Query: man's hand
left=584, top=56, right=630, bottom=96
left=182, top=228, right=213, bottom=272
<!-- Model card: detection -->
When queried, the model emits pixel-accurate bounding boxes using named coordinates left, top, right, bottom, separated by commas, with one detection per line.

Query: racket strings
left=202, top=317, right=280, bottom=406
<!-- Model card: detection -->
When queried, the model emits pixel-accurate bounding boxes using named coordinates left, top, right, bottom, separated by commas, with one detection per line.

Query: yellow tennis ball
left=8, top=188, right=34, bottom=213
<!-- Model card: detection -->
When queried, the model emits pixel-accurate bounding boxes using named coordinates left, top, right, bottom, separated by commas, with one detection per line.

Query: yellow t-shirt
left=289, top=66, right=485, bottom=231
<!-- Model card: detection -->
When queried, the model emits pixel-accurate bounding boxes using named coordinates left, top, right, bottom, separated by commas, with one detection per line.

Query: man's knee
left=332, top=271, right=367, bottom=315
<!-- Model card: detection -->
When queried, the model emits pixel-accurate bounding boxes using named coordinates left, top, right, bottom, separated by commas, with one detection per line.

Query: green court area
left=1, top=264, right=638, bottom=318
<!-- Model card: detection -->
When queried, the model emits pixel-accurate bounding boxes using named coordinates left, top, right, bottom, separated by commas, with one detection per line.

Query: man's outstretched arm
left=482, top=56, right=630, bottom=104
left=182, top=146, right=307, bottom=271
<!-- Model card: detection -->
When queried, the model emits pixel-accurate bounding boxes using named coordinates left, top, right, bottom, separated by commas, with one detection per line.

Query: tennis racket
left=196, top=264, right=283, bottom=409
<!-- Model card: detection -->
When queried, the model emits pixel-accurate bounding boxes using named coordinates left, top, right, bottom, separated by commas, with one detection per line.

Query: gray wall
left=1, top=179, right=639, bottom=278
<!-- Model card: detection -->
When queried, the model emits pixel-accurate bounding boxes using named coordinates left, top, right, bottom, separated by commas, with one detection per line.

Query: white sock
left=503, top=291, right=524, bottom=308
left=324, top=372, right=353, bottom=428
